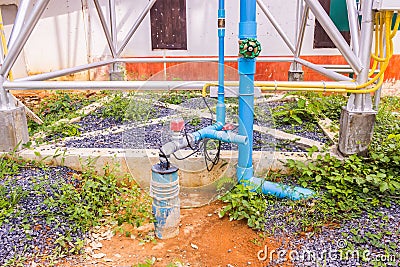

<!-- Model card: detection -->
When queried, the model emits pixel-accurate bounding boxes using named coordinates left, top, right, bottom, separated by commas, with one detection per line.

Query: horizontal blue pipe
left=192, top=128, right=247, bottom=145
left=247, top=177, right=315, bottom=200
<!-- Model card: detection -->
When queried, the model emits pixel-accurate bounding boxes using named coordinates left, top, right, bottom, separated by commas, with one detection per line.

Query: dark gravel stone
left=277, top=124, right=329, bottom=143
left=256, top=102, right=329, bottom=143
left=180, top=97, right=218, bottom=110
left=264, top=202, right=400, bottom=267
left=0, top=167, right=85, bottom=266
left=65, top=117, right=306, bottom=152
left=75, top=106, right=176, bottom=134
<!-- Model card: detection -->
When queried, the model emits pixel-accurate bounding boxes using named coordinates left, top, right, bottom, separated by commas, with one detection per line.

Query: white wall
left=1, top=0, right=398, bottom=78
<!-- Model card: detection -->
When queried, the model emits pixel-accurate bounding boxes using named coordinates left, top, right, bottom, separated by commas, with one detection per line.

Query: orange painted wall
left=125, top=55, right=400, bottom=82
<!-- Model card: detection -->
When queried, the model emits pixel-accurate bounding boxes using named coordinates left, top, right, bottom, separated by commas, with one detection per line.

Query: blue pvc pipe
left=237, top=0, right=257, bottom=182
left=248, top=177, right=315, bottom=200
left=236, top=0, right=315, bottom=199
left=192, top=128, right=247, bottom=145
left=216, top=0, right=226, bottom=125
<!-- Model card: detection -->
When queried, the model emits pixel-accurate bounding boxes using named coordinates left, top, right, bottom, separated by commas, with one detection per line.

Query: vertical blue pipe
left=237, top=0, right=257, bottom=182
left=235, top=0, right=315, bottom=199
left=216, top=0, right=226, bottom=125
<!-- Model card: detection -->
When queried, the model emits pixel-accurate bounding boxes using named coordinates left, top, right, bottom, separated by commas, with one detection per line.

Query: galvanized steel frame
left=0, top=0, right=383, bottom=112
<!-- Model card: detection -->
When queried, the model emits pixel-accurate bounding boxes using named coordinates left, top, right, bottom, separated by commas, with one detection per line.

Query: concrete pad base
left=288, top=70, right=304, bottom=81
left=338, top=107, right=377, bottom=156
left=18, top=146, right=313, bottom=208
left=0, top=106, right=29, bottom=152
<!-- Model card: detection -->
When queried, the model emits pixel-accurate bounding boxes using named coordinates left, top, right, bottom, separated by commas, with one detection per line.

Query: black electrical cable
left=171, top=142, right=204, bottom=160
left=203, top=138, right=222, bottom=172
left=183, top=124, right=197, bottom=151
left=202, top=96, right=214, bottom=123
left=171, top=96, right=222, bottom=171
left=158, top=148, right=170, bottom=169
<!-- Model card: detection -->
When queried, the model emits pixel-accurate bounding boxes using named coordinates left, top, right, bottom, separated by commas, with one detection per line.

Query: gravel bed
left=277, top=124, right=329, bottom=143
left=256, top=102, right=329, bottom=143
left=61, top=99, right=324, bottom=150
left=179, top=97, right=218, bottom=110
left=65, top=122, right=168, bottom=149
left=264, top=202, right=400, bottom=266
left=76, top=110, right=123, bottom=133
left=65, top=117, right=306, bottom=152
left=0, top=167, right=85, bottom=266
left=74, top=105, right=175, bottom=134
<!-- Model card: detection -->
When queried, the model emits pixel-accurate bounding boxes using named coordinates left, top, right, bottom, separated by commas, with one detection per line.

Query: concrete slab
left=18, top=146, right=314, bottom=207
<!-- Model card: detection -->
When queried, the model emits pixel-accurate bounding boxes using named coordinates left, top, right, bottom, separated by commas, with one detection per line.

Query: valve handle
left=239, top=38, right=262, bottom=59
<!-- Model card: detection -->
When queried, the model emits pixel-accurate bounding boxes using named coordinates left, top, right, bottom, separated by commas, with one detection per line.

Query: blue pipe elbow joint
left=192, top=127, right=247, bottom=145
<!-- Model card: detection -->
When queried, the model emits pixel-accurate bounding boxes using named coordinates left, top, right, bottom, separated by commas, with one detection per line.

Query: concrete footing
left=109, top=63, right=125, bottom=81
left=0, top=106, right=29, bottom=152
left=338, top=107, right=377, bottom=156
left=288, top=70, right=304, bottom=81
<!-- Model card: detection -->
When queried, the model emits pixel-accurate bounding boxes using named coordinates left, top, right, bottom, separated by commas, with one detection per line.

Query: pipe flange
left=239, top=38, right=261, bottom=59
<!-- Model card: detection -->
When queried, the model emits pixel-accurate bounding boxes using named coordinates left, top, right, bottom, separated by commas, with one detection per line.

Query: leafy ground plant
left=0, top=153, right=153, bottom=266
left=27, top=91, right=104, bottom=140
left=219, top=95, right=400, bottom=264
left=159, top=91, right=200, bottom=105
left=219, top=183, right=268, bottom=230
left=272, top=98, right=309, bottom=125
left=101, top=92, right=157, bottom=122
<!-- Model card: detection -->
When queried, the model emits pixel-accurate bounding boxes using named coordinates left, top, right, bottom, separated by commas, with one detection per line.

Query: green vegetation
left=26, top=91, right=161, bottom=142
left=25, top=91, right=103, bottom=144
left=304, top=92, right=348, bottom=122
left=132, top=259, right=183, bottom=267
left=219, top=184, right=268, bottom=230
left=270, top=93, right=347, bottom=130
left=188, top=116, right=201, bottom=126
left=159, top=91, right=200, bottom=105
left=220, top=94, right=400, bottom=260
left=272, top=98, right=310, bottom=125
left=43, top=159, right=153, bottom=233
left=101, top=92, right=156, bottom=122
left=379, top=95, right=400, bottom=112
left=27, top=91, right=103, bottom=137
left=0, top=152, right=153, bottom=263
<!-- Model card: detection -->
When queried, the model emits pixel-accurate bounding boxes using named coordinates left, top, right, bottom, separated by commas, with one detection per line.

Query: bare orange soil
left=59, top=201, right=287, bottom=267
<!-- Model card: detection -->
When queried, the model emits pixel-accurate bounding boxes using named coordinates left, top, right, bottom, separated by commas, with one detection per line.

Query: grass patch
left=100, top=92, right=157, bottom=122
left=26, top=91, right=105, bottom=143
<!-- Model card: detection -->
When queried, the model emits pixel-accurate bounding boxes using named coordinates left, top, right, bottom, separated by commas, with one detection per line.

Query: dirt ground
left=59, top=201, right=286, bottom=267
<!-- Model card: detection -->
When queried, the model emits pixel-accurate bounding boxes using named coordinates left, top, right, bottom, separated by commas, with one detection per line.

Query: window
left=314, top=0, right=351, bottom=48
left=150, top=0, right=187, bottom=50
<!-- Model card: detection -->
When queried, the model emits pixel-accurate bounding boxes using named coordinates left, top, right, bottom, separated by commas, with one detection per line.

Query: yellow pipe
left=369, top=13, right=383, bottom=75
left=369, top=12, right=386, bottom=77
left=0, top=8, right=13, bottom=81
left=259, top=74, right=385, bottom=94
left=360, top=12, right=392, bottom=88
left=390, top=12, right=400, bottom=39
